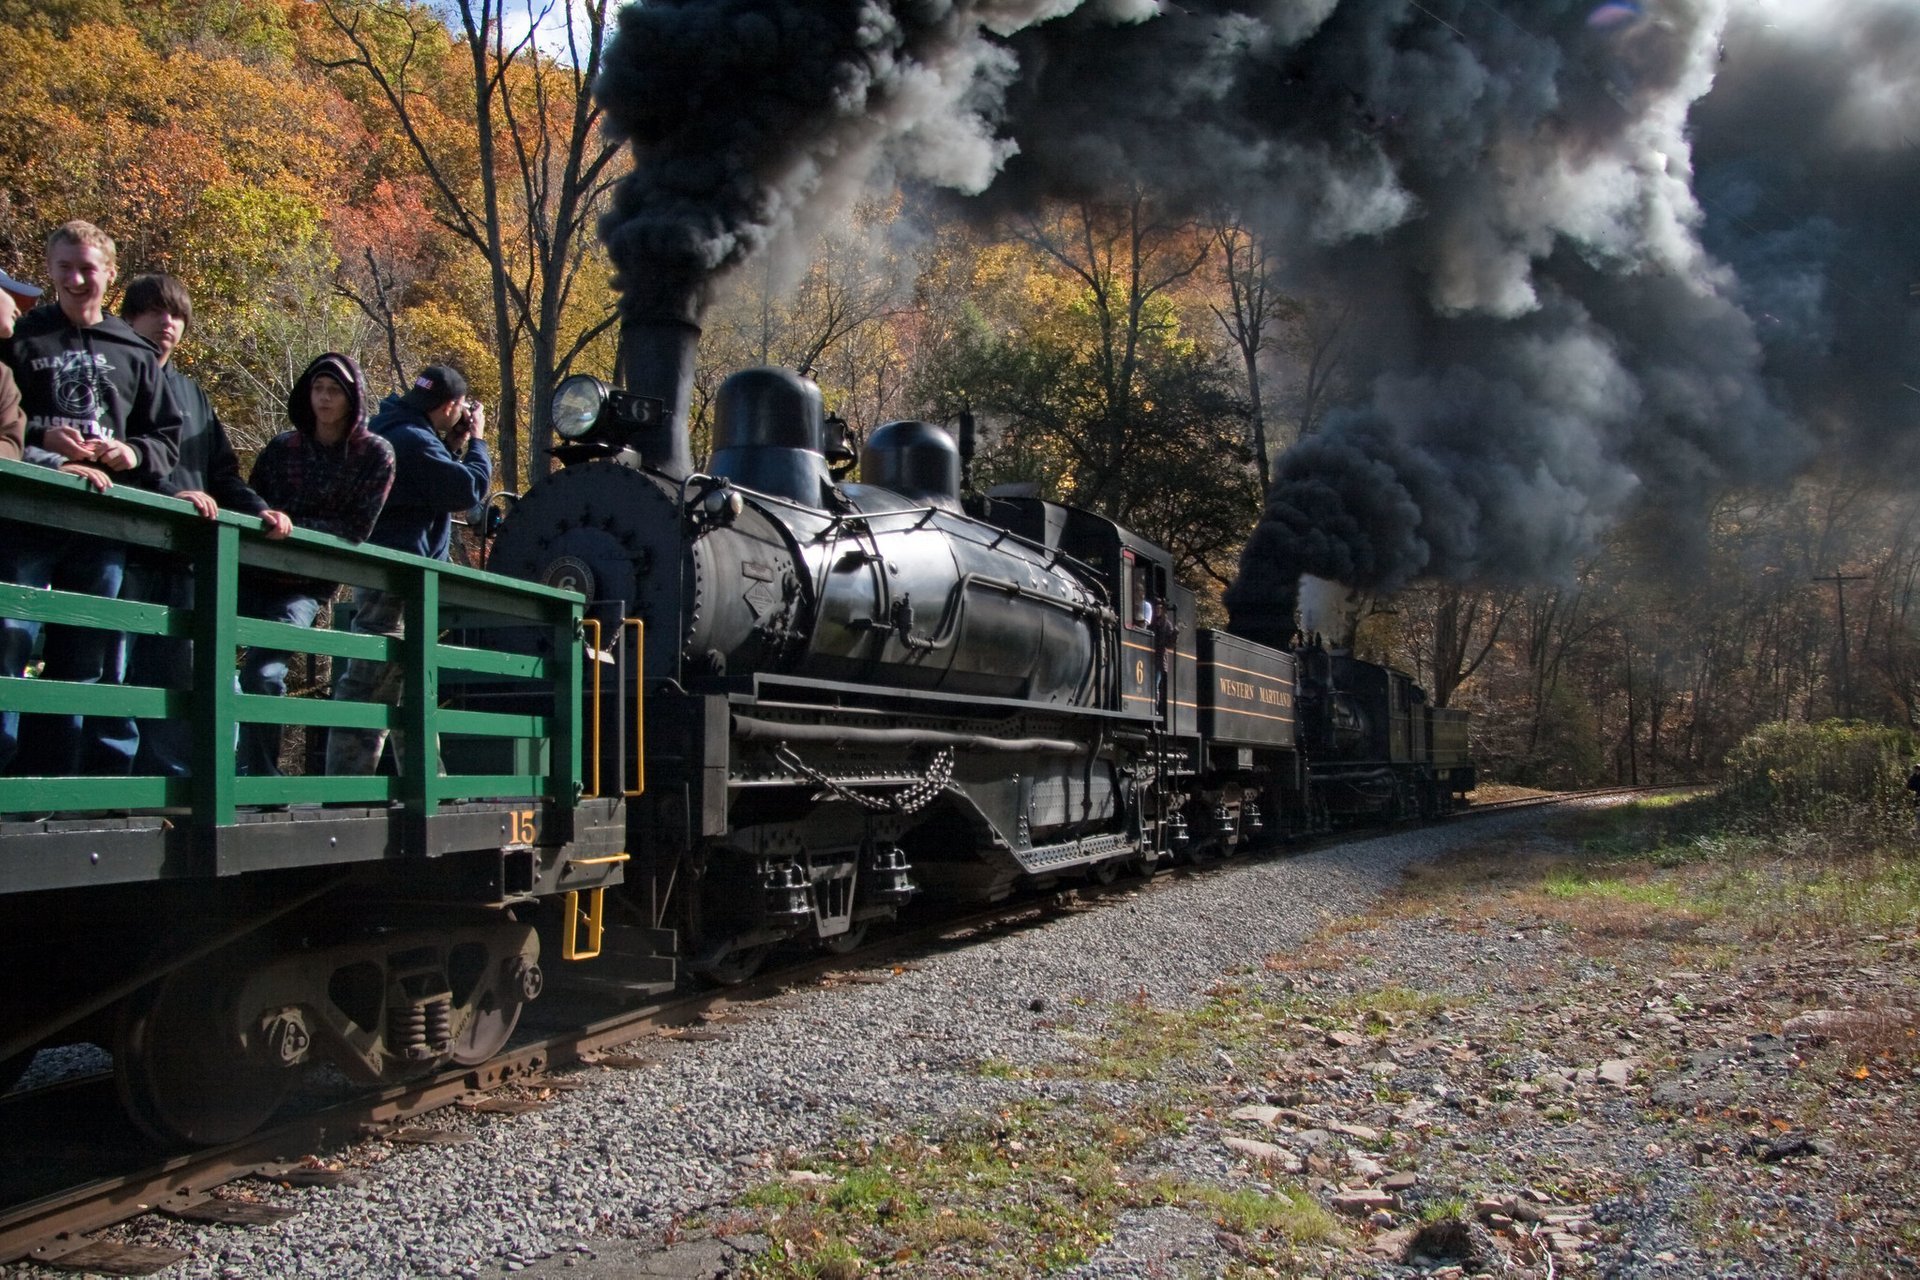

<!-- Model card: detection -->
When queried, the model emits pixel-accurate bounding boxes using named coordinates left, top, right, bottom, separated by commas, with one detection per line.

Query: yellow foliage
left=0, top=19, right=350, bottom=307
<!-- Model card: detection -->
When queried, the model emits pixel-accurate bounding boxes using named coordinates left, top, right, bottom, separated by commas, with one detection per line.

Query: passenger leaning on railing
left=236, top=353, right=395, bottom=778
left=0, top=221, right=184, bottom=779
left=119, top=273, right=294, bottom=780
left=326, top=364, right=489, bottom=778
left=0, top=273, right=28, bottom=466
left=0, top=269, right=104, bottom=491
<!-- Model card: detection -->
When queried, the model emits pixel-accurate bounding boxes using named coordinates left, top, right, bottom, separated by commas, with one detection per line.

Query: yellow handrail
left=581, top=618, right=603, bottom=799
left=622, top=618, right=645, bottom=797
left=570, top=852, right=631, bottom=868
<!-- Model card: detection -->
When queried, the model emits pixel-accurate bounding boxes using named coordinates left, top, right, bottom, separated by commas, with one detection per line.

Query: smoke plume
left=596, top=0, right=1109, bottom=322
left=597, top=1, right=1920, bottom=640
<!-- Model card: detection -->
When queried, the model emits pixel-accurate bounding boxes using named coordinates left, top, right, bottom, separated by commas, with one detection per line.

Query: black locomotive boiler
left=487, top=318, right=1474, bottom=983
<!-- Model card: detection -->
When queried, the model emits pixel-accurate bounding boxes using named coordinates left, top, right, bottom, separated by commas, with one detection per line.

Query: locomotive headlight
left=551, top=374, right=609, bottom=441
left=701, top=486, right=744, bottom=522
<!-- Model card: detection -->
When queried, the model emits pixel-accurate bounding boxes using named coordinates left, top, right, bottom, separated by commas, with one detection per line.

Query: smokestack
left=616, top=317, right=701, bottom=480
left=957, top=408, right=976, bottom=493
left=1297, top=576, right=1361, bottom=650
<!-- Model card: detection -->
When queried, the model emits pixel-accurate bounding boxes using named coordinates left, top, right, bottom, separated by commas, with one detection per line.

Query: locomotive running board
left=730, top=671, right=1147, bottom=724
left=1012, top=832, right=1134, bottom=874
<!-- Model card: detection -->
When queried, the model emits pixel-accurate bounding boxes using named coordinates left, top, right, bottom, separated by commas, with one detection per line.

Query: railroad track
left=1454, top=783, right=1682, bottom=814
left=0, top=784, right=1668, bottom=1273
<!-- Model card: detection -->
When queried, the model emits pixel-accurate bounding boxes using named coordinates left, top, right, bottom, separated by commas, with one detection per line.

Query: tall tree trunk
left=318, top=0, right=622, bottom=486
left=1623, top=642, right=1640, bottom=785
left=464, top=1, right=519, bottom=488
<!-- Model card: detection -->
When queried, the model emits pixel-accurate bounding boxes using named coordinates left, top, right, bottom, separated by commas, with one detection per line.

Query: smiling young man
left=0, top=221, right=184, bottom=780
left=10, top=222, right=180, bottom=484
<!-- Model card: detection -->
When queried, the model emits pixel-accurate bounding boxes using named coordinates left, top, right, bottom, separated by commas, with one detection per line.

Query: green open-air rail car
left=0, top=458, right=651, bottom=1145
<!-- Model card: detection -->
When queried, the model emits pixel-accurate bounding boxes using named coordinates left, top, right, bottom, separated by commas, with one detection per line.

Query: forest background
left=3, top=0, right=1910, bottom=791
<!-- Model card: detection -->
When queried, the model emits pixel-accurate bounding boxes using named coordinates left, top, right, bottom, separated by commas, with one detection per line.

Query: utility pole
left=1813, top=572, right=1869, bottom=719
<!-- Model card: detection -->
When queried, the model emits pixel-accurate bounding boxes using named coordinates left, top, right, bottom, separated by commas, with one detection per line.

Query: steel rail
left=0, top=783, right=1681, bottom=1268
left=0, top=887, right=1091, bottom=1268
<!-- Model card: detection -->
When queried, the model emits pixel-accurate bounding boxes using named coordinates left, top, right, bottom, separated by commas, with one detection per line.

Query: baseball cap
left=0, top=268, right=43, bottom=300
left=399, top=364, right=468, bottom=412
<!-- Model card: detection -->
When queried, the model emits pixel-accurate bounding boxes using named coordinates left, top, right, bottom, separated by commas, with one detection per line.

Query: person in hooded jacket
left=325, top=364, right=488, bottom=777
left=0, top=221, right=184, bottom=779
left=236, top=353, right=395, bottom=778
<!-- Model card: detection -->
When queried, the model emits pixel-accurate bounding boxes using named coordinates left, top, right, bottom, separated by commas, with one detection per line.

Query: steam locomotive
left=486, top=318, right=1475, bottom=983
left=0, top=320, right=1466, bottom=1151
left=0, top=319, right=1473, bottom=1150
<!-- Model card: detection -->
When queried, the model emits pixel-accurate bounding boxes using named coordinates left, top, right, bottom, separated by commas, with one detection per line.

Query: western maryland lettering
left=1216, top=674, right=1292, bottom=709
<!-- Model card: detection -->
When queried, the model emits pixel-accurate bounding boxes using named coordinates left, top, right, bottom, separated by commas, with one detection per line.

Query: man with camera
left=326, top=364, right=491, bottom=777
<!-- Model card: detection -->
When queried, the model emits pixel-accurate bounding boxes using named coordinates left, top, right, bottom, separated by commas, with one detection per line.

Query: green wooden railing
left=0, top=457, right=584, bottom=830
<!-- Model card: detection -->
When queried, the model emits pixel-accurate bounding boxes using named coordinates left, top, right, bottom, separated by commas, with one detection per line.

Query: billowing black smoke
left=596, top=1, right=1920, bottom=640
left=1692, top=4, right=1920, bottom=463
left=596, top=0, right=1085, bottom=323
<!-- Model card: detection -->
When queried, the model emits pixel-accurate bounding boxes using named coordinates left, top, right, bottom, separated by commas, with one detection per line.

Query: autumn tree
left=1207, top=220, right=1285, bottom=491
left=912, top=199, right=1260, bottom=596
left=312, top=0, right=623, bottom=487
left=0, top=18, right=349, bottom=289
left=0, top=8, right=372, bottom=438
left=329, top=176, right=439, bottom=391
left=1383, top=584, right=1516, bottom=709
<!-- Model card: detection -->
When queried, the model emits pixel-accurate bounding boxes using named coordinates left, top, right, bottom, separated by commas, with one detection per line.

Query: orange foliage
left=0, top=18, right=358, bottom=299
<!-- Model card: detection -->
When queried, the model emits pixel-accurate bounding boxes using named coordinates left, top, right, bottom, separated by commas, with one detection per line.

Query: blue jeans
left=325, top=586, right=408, bottom=776
left=0, top=528, right=134, bottom=777
left=127, top=562, right=194, bottom=779
left=236, top=583, right=324, bottom=778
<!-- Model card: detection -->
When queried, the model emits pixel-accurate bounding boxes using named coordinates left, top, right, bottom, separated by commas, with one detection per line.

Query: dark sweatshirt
left=161, top=365, right=268, bottom=513
left=364, top=393, right=491, bottom=561
left=4, top=305, right=181, bottom=487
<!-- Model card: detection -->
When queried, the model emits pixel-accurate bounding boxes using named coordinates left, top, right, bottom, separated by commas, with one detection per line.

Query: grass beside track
left=696, top=786, right=1920, bottom=1277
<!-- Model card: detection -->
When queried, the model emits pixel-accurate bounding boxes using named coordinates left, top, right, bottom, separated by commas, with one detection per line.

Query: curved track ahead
left=0, top=785, right=1675, bottom=1272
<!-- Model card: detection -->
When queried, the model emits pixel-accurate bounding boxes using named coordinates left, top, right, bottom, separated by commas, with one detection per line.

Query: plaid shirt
left=248, top=428, right=395, bottom=545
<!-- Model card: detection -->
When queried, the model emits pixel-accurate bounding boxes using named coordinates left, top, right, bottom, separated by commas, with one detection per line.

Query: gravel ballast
left=9, top=798, right=1910, bottom=1278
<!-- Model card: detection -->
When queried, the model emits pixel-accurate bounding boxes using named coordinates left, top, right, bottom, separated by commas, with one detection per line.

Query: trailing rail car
left=0, top=317, right=1476, bottom=1145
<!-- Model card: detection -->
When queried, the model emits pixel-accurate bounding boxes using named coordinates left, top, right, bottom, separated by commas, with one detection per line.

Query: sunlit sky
left=492, top=0, right=601, bottom=63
